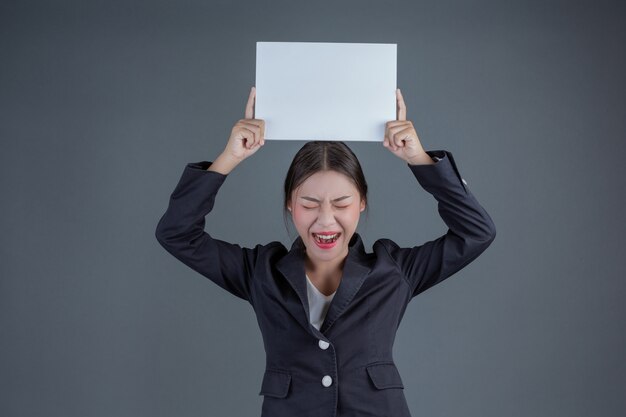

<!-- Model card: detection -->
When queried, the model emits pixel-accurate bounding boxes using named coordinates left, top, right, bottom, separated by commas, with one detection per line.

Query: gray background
left=2, top=0, right=625, bottom=416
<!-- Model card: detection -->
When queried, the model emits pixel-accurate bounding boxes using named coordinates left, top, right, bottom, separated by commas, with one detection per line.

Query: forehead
left=294, top=170, right=358, bottom=196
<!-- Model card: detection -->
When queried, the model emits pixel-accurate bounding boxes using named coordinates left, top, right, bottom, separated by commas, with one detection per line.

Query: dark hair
left=283, top=141, right=369, bottom=237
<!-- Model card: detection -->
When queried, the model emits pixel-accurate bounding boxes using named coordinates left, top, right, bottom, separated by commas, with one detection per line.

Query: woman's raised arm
left=155, top=87, right=269, bottom=303
left=379, top=88, right=496, bottom=298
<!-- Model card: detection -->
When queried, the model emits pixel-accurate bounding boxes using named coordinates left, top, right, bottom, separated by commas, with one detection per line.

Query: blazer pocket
left=258, top=369, right=292, bottom=398
left=366, top=362, right=404, bottom=389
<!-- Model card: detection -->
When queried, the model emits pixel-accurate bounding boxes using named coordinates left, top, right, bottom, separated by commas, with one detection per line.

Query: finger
left=252, top=119, right=266, bottom=143
left=252, top=134, right=263, bottom=149
left=244, top=87, right=255, bottom=119
left=240, top=120, right=260, bottom=127
left=386, top=120, right=409, bottom=128
left=383, top=137, right=397, bottom=152
left=396, top=89, right=406, bottom=121
left=392, top=132, right=403, bottom=149
left=383, top=127, right=395, bottom=150
left=387, top=129, right=398, bottom=150
left=388, top=125, right=405, bottom=150
left=395, top=126, right=413, bottom=148
left=242, top=118, right=263, bottom=127
left=390, top=137, right=399, bottom=151
left=392, top=129, right=409, bottom=149
left=254, top=122, right=263, bottom=146
left=241, top=119, right=265, bottom=144
left=240, top=126, right=256, bottom=148
left=239, top=119, right=265, bottom=145
left=386, top=121, right=409, bottom=142
left=240, top=121, right=261, bottom=145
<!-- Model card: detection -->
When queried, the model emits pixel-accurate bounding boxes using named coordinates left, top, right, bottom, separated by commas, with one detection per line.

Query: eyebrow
left=300, top=195, right=352, bottom=203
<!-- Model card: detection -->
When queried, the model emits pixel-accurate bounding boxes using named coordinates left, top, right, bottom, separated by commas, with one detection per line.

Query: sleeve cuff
left=186, top=161, right=229, bottom=178
left=406, top=150, right=446, bottom=167
left=407, top=150, right=469, bottom=193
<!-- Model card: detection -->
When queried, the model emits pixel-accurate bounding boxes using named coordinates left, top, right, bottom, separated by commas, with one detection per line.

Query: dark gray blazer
left=155, top=149, right=496, bottom=417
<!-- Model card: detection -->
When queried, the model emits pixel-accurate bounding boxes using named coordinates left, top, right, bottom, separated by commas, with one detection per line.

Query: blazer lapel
left=276, top=233, right=371, bottom=337
left=319, top=234, right=371, bottom=334
left=275, top=239, right=312, bottom=336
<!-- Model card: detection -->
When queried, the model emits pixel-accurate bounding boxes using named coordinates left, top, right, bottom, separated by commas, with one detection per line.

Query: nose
left=317, top=203, right=336, bottom=225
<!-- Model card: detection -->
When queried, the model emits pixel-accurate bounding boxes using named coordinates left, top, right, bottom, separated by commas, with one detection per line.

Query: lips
left=312, top=232, right=341, bottom=244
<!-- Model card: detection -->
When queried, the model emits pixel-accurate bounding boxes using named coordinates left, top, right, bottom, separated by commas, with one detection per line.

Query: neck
left=304, top=247, right=348, bottom=280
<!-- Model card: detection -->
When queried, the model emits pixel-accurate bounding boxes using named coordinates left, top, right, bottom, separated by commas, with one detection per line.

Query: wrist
left=406, top=152, right=435, bottom=166
left=207, top=152, right=241, bottom=174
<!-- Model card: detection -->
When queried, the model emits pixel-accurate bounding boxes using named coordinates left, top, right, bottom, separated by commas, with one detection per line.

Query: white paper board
left=255, top=42, right=397, bottom=141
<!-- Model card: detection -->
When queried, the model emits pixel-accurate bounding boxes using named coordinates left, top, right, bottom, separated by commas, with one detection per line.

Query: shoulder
left=222, top=240, right=287, bottom=263
left=251, top=240, right=290, bottom=260
left=372, top=237, right=401, bottom=253
left=251, top=240, right=287, bottom=253
left=370, top=238, right=406, bottom=269
left=356, top=238, right=404, bottom=268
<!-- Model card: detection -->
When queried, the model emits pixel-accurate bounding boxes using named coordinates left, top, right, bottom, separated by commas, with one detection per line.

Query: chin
left=306, top=237, right=347, bottom=256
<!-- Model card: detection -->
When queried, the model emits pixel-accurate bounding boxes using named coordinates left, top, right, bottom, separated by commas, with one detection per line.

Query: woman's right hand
left=222, top=86, right=266, bottom=163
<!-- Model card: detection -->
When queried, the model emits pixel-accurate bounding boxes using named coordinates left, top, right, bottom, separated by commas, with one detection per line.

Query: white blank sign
left=255, top=42, right=397, bottom=141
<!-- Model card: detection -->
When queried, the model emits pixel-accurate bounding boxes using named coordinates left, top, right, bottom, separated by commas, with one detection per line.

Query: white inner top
left=305, top=274, right=337, bottom=331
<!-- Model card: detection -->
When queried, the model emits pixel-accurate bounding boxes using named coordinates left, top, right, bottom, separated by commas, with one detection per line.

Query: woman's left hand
left=383, top=89, right=432, bottom=164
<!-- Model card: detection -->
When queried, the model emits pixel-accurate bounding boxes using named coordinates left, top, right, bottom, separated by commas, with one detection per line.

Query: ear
left=360, top=199, right=366, bottom=212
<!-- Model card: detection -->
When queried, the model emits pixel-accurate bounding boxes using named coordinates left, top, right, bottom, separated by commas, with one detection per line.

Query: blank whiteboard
left=255, top=42, right=397, bottom=141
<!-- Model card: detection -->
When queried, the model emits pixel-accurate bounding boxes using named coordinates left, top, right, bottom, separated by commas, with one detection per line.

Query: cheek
left=292, top=208, right=312, bottom=229
left=338, top=209, right=361, bottom=228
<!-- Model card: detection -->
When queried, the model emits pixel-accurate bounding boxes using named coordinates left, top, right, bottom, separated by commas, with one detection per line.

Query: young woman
left=155, top=87, right=496, bottom=417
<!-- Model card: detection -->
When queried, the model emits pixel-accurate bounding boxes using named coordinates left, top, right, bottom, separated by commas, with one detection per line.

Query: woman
left=155, top=87, right=496, bottom=417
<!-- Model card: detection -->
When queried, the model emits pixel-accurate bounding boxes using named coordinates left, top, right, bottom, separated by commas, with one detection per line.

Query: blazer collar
left=276, top=233, right=371, bottom=338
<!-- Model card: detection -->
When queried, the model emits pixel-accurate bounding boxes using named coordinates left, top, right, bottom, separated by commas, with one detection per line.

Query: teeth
left=314, top=233, right=339, bottom=243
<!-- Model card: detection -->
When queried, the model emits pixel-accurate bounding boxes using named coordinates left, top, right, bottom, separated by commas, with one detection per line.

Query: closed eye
left=301, top=205, right=350, bottom=209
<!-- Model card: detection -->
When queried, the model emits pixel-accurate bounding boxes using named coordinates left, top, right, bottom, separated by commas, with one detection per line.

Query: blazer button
left=318, top=340, right=330, bottom=350
left=322, top=375, right=333, bottom=387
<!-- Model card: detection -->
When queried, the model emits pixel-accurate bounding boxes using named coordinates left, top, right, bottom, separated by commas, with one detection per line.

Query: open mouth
left=312, top=232, right=341, bottom=244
